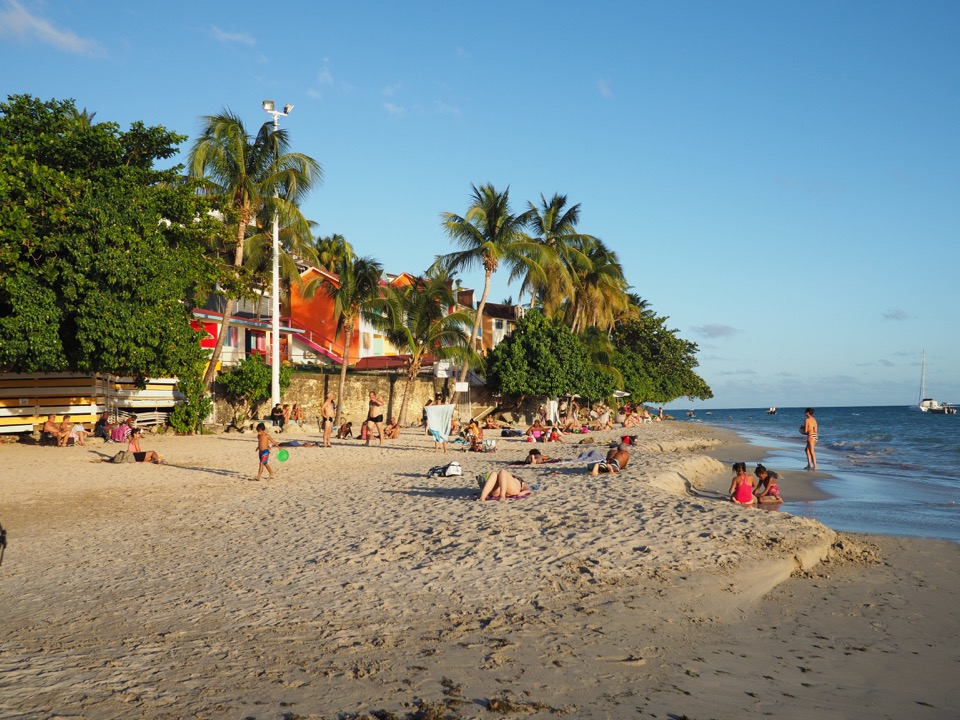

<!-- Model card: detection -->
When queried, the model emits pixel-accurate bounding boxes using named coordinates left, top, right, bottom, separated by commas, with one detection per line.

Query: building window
left=225, top=326, right=239, bottom=348
left=494, top=319, right=504, bottom=330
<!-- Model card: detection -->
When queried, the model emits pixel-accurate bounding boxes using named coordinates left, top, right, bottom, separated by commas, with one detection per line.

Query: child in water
left=729, top=461, right=756, bottom=505
left=256, top=422, right=279, bottom=480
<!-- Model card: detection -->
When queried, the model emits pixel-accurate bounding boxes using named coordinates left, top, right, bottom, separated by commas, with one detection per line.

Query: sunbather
left=477, top=469, right=532, bottom=501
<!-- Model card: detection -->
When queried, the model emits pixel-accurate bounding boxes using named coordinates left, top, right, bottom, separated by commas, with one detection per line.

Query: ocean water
left=681, top=406, right=960, bottom=544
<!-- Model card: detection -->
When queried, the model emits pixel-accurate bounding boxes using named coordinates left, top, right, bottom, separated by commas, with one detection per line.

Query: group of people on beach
left=729, top=462, right=783, bottom=505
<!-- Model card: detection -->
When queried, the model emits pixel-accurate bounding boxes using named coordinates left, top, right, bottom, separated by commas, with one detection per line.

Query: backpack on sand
left=111, top=450, right=135, bottom=463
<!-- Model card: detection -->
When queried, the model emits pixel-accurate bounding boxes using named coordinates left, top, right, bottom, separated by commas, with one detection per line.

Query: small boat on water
left=767, top=407, right=777, bottom=415
left=917, top=352, right=957, bottom=414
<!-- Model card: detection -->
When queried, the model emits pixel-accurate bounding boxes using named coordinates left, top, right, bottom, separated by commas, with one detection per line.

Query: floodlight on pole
left=262, top=100, right=291, bottom=407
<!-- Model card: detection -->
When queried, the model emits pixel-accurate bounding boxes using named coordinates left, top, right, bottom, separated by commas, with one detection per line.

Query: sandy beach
left=1, top=421, right=958, bottom=719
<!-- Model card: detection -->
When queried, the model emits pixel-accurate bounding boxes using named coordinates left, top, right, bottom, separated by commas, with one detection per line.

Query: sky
left=2, top=0, right=958, bottom=409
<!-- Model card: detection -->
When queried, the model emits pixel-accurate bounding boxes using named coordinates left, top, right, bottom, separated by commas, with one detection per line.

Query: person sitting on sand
left=526, top=419, right=546, bottom=442
left=69, top=421, right=88, bottom=446
left=270, top=403, right=285, bottom=429
left=383, top=417, right=401, bottom=440
left=591, top=443, right=631, bottom=475
left=58, top=415, right=73, bottom=447
left=93, top=412, right=113, bottom=442
left=465, top=420, right=484, bottom=451
left=41, top=414, right=63, bottom=446
left=336, top=421, right=353, bottom=440
left=546, top=423, right=563, bottom=442
left=483, top=415, right=500, bottom=430
left=127, top=428, right=163, bottom=464
left=729, top=462, right=756, bottom=505
left=754, top=464, right=783, bottom=503
left=477, top=469, right=532, bottom=501
left=290, top=403, right=304, bottom=426
left=111, top=416, right=135, bottom=444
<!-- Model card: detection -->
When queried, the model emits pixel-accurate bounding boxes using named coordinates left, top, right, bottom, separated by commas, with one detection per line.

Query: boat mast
left=919, top=350, right=926, bottom=403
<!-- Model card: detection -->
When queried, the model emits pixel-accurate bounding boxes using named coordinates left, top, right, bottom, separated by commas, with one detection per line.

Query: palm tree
left=521, top=193, right=593, bottom=315
left=382, top=274, right=476, bottom=426
left=314, top=255, right=384, bottom=425
left=188, top=110, right=322, bottom=384
left=433, top=183, right=538, bottom=387
left=564, top=237, right=630, bottom=334
left=311, top=233, right=354, bottom=273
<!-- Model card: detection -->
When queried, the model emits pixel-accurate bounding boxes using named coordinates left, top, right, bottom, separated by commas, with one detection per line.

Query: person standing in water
left=802, top=408, right=818, bottom=470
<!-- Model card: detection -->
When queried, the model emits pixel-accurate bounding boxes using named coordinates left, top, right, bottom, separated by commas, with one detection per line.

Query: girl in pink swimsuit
left=729, top=462, right=756, bottom=505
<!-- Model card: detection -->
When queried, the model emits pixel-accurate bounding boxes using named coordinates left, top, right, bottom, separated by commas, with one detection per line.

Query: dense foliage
left=217, top=354, right=292, bottom=423
left=0, top=95, right=221, bottom=377
left=485, top=311, right=615, bottom=401
left=612, top=316, right=713, bottom=403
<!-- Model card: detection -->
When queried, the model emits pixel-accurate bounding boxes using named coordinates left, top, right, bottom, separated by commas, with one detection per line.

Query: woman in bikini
left=477, top=469, right=531, bottom=501
left=802, top=408, right=818, bottom=470
left=729, top=461, right=756, bottom=505
left=321, top=393, right=336, bottom=447
left=127, top=428, right=163, bottom=464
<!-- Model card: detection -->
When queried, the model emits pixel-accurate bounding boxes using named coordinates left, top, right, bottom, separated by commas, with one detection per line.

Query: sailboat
left=917, top=351, right=956, bottom=414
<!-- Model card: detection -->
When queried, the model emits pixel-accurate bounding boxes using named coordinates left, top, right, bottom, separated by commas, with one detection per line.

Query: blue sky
left=3, top=0, right=958, bottom=409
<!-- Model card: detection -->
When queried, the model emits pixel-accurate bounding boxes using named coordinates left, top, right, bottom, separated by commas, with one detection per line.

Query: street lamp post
left=262, top=100, right=293, bottom=407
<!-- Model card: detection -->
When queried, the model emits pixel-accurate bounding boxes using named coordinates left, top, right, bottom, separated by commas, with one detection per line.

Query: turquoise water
left=682, top=406, right=960, bottom=544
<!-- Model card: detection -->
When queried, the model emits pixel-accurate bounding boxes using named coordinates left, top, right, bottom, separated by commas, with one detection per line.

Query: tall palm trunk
left=458, top=269, right=491, bottom=385
left=203, top=221, right=247, bottom=385
left=335, top=320, right=355, bottom=425
left=397, top=361, right=420, bottom=427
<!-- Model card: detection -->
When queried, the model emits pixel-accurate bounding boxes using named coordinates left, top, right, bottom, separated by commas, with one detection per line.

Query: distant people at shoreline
left=802, top=408, right=818, bottom=470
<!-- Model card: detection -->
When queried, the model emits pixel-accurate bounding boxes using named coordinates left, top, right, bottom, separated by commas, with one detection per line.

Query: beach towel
left=556, top=449, right=606, bottom=465
left=547, top=399, right=560, bottom=424
left=425, top=403, right=454, bottom=442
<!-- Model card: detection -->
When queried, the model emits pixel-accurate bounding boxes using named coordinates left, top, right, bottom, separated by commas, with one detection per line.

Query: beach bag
left=427, top=461, right=462, bottom=478
left=111, top=450, right=135, bottom=463
left=482, top=439, right=497, bottom=452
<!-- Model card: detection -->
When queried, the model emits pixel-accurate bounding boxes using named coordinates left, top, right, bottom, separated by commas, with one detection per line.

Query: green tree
left=188, top=110, right=322, bottom=384
left=217, top=353, right=292, bottom=425
left=305, top=254, right=384, bottom=425
left=434, top=183, right=539, bottom=388
left=611, top=316, right=713, bottom=403
left=382, top=274, right=476, bottom=426
left=485, top=311, right=614, bottom=401
left=169, top=362, right=215, bottom=434
left=0, top=95, right=220, bottom=377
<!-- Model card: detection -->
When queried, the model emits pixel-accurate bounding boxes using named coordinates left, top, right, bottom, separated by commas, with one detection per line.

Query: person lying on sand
left=754, top=464, right=783, bottom=503
left=523, top=448, right=553, bottom=465
left=729, top=461, right=756, bottom=505
left=477, top=469, right=532, bottom=501
left=590, top=443, right=630, bottom=475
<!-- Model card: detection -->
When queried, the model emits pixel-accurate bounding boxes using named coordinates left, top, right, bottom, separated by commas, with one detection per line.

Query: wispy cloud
left=383, top=101, right=405, bottom=117
left=0, top=0, right=102, bottom=56
left=597, top=78, right=613, bottom=98
left=882, top=308, right=908, bottom=321
left=693, top=323, right=738, bottom=339
left=211, top=26, right=255, bottom=46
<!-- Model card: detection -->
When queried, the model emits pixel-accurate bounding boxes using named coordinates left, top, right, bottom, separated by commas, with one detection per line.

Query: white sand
left=1, top=422, right=957, bottom=719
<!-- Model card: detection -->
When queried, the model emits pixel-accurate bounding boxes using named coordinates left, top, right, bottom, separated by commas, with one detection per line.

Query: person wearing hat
left=590, top=443, right=630, bottom=475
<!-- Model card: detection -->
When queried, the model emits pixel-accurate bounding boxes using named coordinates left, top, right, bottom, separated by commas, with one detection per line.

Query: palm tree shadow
left=384, top=487, right=478, bottom=500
